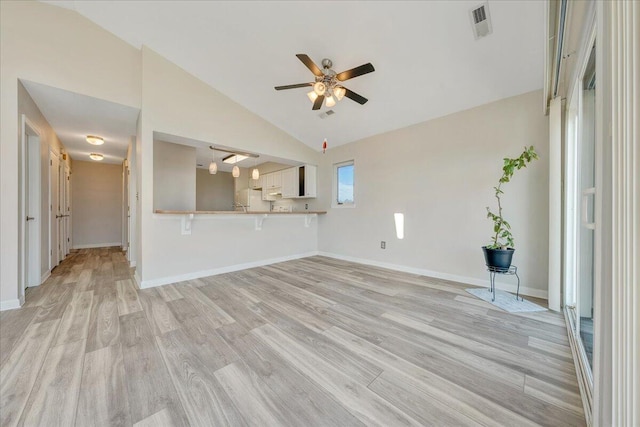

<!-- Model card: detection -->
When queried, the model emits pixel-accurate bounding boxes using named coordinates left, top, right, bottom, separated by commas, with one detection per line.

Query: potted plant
left=483, top=145, right=538, bottom=271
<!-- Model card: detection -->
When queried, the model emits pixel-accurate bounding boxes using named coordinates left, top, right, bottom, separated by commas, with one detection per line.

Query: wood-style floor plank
left=0, top=319, right=60, bottom=427
left=138, top=288, right=180, bottom=336
left=214, top=361, right=296, bottom=426
left=5, top=250, right=585, bottom=426
left=53, top=290, right=93, bottom=346
left=76, top=344, right=132, bottom=427
left=0, top=306, right=39, bottom=368
left=155, top=324, right=244, bottom=427
left=119, top=311, right=189, bottom=426
left=253, top=323, right=422, bottom=427
left=86, top=292, right=121, bottom=353
left=116, top=279, right=142, bottom=316
left=18, top=339, right=86, bottom=426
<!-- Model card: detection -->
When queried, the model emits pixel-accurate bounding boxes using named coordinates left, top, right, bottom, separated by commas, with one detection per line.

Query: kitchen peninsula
left=154, top=209, right=326, bottom=233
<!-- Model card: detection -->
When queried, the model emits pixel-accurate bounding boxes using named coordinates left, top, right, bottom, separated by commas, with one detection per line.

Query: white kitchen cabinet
left=281, top=167, right=298, bottom=198
left=249, top=174, right=262, bottom=189
left=301, top=165, right=317, bottom=198
left=264, top=171, right=282, bottom=189
left=281, top=165, right=317, bottom=199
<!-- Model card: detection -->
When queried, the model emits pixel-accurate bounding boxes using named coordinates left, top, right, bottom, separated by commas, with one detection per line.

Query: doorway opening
left=19, top=115, right=42, bottom=301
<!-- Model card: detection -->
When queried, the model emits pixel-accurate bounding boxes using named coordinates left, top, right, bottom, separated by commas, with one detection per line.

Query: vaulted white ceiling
left=43, top=1, right=545, bottom=150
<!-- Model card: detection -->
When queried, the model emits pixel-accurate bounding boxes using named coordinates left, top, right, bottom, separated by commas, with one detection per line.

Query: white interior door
left=21, top=115, right=41, bottom=295
left=65, top=165, right=71, bottom=254
left=50, top=150, right=60, bottom=268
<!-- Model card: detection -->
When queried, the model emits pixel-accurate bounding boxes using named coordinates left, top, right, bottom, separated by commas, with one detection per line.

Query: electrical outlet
left=305, top=203, right=308, bottom=210
left=381, top=241, right=386, bottom=249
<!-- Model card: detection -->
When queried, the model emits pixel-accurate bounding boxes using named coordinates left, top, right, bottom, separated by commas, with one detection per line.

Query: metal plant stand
left=487, top=265, right=521, bottom=302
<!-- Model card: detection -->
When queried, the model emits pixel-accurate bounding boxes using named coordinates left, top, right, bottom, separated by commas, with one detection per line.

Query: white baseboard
left=72, top=242, right=122, bottom=249
left=0, top=298, right=22, bottom=311
left=129, top=261, right=137, bottom=268
left=139, top=251, right=319, bottom=289
left=317, top=252, right=549, bottom=300
left=134, top=271, right=142, bottom=289
left=40, top=271, right=51, bottom=285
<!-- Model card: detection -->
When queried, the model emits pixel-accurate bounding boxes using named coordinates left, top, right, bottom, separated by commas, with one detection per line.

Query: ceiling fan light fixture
left=325, top=95, right=336, bottom=108
left=333, top=86, right=346, bottom=101
left=313, top=82, right=326, bottom=96
left=232, top=165, right=240, bottom=178
left=89, top=153, right=104, bottom=161
left=86, top=135, right=104, bottom=145
left=307, top=91, right=318, bottom=103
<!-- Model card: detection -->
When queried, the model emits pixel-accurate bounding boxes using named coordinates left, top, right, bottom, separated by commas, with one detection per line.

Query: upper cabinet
left=264, top=171, right=282, bottom=190
left=259, top=165, right=317, bottom=200
left=282, top=165, right=316, bottom=199
left=281, top=167, right=298, bottom=198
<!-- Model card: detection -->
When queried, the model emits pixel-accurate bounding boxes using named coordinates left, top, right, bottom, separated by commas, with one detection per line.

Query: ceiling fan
left=275, top=54, right=375, bottom=110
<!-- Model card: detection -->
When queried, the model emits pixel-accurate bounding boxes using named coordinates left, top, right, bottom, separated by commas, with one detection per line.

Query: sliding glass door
left=565, top=42, right=596, bottom=378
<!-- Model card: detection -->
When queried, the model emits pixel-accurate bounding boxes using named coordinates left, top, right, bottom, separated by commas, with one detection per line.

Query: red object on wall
left=322, top=139, right=327, bottom=154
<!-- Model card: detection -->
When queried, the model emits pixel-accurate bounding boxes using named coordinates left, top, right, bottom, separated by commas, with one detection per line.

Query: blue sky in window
left=338, top=165, right=354, bottom=203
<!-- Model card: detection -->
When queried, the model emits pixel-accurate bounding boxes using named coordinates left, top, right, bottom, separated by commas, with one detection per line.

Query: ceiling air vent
left=318, top=110, right=335, bottom=119
left=470, top=3, right=492, bottom=40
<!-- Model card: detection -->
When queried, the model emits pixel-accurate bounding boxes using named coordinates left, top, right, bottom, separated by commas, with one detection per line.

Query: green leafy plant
left=486, top=146, right=538, bottom=249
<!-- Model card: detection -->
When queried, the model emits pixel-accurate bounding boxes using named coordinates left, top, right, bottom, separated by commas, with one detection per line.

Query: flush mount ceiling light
left=210, top=146, right=259, bottom=177
left=89, top=153, right=104, bottom=161
left=275, top=55, right=375, bottom=110
left=223, top=154, right=249, bottom=164
left=86, top=135, right=104, bottom=145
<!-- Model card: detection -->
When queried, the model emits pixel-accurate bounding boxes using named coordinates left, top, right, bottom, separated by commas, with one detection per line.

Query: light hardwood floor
left=0, top=248, right=585, bottom=426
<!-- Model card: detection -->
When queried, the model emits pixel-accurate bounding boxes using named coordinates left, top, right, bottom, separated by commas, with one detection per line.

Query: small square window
left=334, top=160, right=355, bottom=207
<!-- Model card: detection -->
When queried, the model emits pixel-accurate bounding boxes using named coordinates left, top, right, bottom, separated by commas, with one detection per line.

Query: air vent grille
left=318, top=110, right=335, bottom=119
left=470, top=3, right=492, bottom=40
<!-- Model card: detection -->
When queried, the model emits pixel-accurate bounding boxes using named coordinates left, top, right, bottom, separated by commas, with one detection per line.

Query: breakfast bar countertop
left=154, top=210, right=327, bottom=215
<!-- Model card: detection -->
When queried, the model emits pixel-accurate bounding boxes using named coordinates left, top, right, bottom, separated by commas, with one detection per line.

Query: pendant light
left=251, top=158, right=259, bottom=180
left=232, top=155, right=240, bottom=178
left=209, top=147, right=217, bottom=175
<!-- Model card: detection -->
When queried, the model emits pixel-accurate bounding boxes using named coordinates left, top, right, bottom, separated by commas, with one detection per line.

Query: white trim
left=129, top=261, right=137, bottom=268
left=332, top=159, right=355, bottom=208
left=318, top=252, right=549, bottom=299
left=72, top=242, right=122, bottom=249
left=548, top=96, right=562, bottom=311
left=564, top=308, right=593, bottom=426
left=39, top=270, right=51, bottom=286
left=134, top=271, right=142, bottom=289
left=0, top=299, right=23, bottom=311
left=139, top=251, right=319, bottom=289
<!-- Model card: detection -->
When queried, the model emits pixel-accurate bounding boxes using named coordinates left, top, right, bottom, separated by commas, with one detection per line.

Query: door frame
left=19, top=115, right=42, bottom=301
left=49, top=146, right=60, bottom=269
left=562, top=19, right=597, bottom=423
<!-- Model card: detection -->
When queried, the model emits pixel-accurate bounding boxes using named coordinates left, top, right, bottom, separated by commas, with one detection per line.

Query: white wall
left=14, top=81, right=72, bottom=305
left=196, top=169, right=234, bottom=211
left=138, top=47, right=320, bottom=285
left=153, top=140, right=196, bottom=211
left=317, top=90, right=550, bottom=297
left=72, top=161, right=123, bottom=248
left=1, top=1, right=140, bottom=307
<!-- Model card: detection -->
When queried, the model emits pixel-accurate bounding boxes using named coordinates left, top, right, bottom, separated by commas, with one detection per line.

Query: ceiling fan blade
left=344, top=88, right=368, bottom=105
left=274, top=83, right=313, bottom=91
left=296, top=54, right=323, bottom=77
left=312, top=95, right=325, bottom=110
left=336, top=63, right=375, bottom=81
